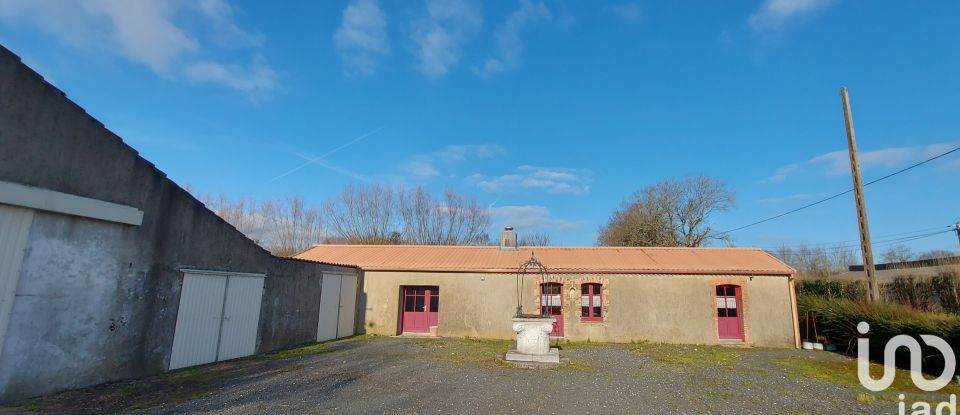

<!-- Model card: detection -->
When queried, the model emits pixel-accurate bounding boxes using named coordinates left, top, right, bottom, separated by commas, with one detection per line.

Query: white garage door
left=0, top=204, right=34, bottom=359
left=169, top=274, right=227, bottom=370
left=218, top=276, right=265, bottom=361
left=337, top=273, right=358, bottom=338
left=316, top=273, right=341, bottom=342
left=169, top=270, right=265, bottom=370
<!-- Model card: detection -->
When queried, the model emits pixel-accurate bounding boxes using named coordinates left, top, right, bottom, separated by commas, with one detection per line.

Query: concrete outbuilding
left=297, top=231, right=801, bottom=348
left=0, top=46, right=359, bottom=402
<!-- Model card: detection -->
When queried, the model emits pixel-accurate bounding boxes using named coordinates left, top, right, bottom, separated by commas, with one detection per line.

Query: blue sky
left=1, top=0, right=958, bottom=255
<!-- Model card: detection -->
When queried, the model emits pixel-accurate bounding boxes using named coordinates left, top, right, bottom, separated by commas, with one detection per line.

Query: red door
left=540, top=283, right=563, bottom=337
left=716, top=285, right=743, bottom=340
left=402, top=286, right=439, bottom=333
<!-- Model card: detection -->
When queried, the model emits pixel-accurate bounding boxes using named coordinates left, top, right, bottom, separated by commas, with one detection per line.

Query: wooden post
left=840, top=87, right=880, bottom=302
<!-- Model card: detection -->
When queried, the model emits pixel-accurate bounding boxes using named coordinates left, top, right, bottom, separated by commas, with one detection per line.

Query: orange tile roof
left=295, top=245, right=795, bottom=276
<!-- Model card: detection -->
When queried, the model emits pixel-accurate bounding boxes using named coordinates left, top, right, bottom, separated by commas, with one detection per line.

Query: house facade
left=296, top=230, right=801, bottom=348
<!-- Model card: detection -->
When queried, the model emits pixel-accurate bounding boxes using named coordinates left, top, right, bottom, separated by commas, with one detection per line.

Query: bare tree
left=881, top=244, right=914, bottom=264
left=397, top=186, right=490, bottom=245
left=598, top=175, right=734, bottom=247
left=322, top=183, right=397, bottom=244
left=768, top=243, right=855, bottom=278
left=829, top=244, right=857, bottom=271
left=917, top=249, right=957, bottom=260
left=519, top=231, right=552, bottom=246
left=270, top=195, right=325, bottom=256
left=194, top=191, right=324, bottom=256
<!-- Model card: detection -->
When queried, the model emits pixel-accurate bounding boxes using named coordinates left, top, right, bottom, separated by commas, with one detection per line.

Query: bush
left=796, top=279, right=866, bottom=301
left=930, top=271, right=960, bottom=313
left=884, top=276, right=936, bottom=311
left=798, top=295, right=960, bottom=375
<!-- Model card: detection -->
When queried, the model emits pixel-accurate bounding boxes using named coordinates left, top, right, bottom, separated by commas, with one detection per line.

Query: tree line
left=188, top=183, right=551, bottom=256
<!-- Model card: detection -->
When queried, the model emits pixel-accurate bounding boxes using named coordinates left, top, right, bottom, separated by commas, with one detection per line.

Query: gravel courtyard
left=5, top=336, right=956, bottom=414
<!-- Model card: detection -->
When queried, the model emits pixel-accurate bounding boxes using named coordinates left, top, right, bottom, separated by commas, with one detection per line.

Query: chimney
left=499, top=226, right=518, bottom=250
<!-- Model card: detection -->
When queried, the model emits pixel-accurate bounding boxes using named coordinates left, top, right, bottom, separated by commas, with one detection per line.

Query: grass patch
left=255, top=342, right=330, bottom=360
left=856, top=393, right=877, bottom=405
left=775, top=354, right=960, bottom=397
left=637, top=344, right=742, bottom=367
left=561, top=359, right=591, bottom=370
left=408, top=337, right=513, bottom=367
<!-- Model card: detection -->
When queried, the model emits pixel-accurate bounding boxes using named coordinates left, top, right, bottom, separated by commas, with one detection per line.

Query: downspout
left=788, top=274, right=801, bottom=349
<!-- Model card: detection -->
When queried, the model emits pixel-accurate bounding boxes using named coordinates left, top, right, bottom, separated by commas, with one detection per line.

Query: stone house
left=296, top=228, right=801, bottom=348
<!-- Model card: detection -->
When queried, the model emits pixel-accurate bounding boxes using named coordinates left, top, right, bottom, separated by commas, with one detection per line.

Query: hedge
left=798, top=295, right=960, bottom=375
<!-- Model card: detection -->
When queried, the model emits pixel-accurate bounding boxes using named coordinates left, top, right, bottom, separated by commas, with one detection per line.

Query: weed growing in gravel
left=256, top=343, right=330, bottom=359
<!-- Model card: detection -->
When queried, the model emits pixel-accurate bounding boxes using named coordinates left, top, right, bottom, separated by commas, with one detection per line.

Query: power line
left=762, top=225, right=954, bottom=250
left=762, top=228, right=955, bottom=255
left=719, top=145, right=960, bottom=235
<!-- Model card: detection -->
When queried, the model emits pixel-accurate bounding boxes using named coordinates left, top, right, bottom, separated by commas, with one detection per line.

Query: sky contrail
left=268, top=126, right=384, bottom=183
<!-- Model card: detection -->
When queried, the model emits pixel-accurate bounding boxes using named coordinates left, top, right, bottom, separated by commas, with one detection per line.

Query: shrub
left=884, top=276, right=936, bottom=311
left=796, top=279, right=865, bottom=301
left=930, top=271, right=960, bottom=313
left=798, top=295, right=960, bottom=375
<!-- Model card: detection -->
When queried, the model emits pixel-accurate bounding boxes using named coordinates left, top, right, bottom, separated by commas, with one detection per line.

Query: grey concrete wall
left=0, top=46, right=357, bottom=401
left=361, top=271, right=798, bottom=348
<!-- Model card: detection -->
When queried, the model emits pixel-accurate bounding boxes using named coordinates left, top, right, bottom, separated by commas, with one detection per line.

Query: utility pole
left=841, top=87, right=880, bottom=302
left=955, top=221, right=960, bottom=249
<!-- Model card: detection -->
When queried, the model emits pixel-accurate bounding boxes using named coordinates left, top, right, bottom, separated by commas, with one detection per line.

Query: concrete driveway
left=3, top=336, right=954, bottom=414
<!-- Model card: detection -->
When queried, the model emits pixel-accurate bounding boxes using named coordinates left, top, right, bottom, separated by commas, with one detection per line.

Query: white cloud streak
left=762, top=142, right=958, bottom=182
left=269, top=126, right=383, bottom=182
left=334, top=0, right=390, bottom=75
left=468, top=165, right=591, bottom=195
left=476, top=0, right=550, bottom=77
left=399, top=143, right=505, bottom=180
left=184, top=55, right=276, bottom=95
left=489, top=205, right=581, bottom=231
left=411, top=0, right=482, bottom=77
left=403, top=156, right=440, bottom=178
left=0, top=0, right=276, bottom=95
left=436, top=143, right=505, bottom=161
left=748, top=0, right=833, bottom=32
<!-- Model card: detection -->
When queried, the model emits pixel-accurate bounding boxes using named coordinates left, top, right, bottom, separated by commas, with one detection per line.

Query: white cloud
left=748, top=0, right=833, bottom=32
left=399, top=143, right=504, bottom=180
left=476, top=0, right=551, bottom=77
left=195, top=0, right=264, bottom=49
left=468, top=165, right=591, bottom=195
left=411, top=0, right=482, bottom=77
left=489, top=205, right=581, bottom=231
left=0, top=0, right=275, bottom=95
left=761, top=163, right=800, bottom=183
left=762, top=142, right=958, bottom=182
left=184, top=55, right=276, bottom=95
left=436, top=143, right=505, bottom=161
left=334, top=0, right=389, bottom=75
left=609, top=3, right=642, bottom=22
left=403, top=157, right=440, bottom=178
left=810, top=143, right=957, bottom=175
left=758, top=193, right=818, bottom=205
